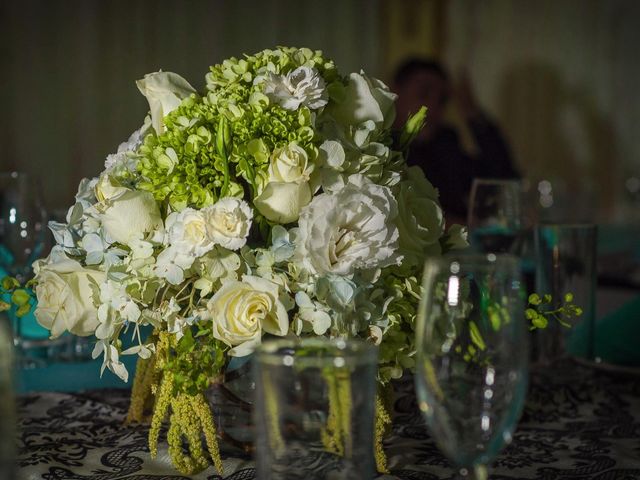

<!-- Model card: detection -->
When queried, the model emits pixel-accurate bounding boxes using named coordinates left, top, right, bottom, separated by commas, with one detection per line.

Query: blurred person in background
left=393, top=59, right=519, bottom=223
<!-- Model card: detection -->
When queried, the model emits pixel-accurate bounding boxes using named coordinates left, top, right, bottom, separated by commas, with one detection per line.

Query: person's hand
left=455, top=71, right=481, bottom=121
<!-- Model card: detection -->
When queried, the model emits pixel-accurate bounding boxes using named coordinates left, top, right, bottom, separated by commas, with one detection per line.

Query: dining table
left=16, top=357, right=640, bottom=479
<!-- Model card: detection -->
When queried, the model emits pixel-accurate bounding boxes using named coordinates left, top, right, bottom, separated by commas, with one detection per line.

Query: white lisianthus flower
left=166, top=208, right=214, bottom=257
left=101, top=190, right=163, bottom=246
left=328, top=71, right=397, bottom=130
left=295, top=174, right=400, bottom=276
left=395, top=166, right=445, bottom=259
left=206, top=275, right=289, bottom=356
left=263, top=66, right=328, bottom=110
left=136, top=71, right=196, bottom=134
left=202, top=197, right=253, bottom=250
left=34, top=258, right=106, bottom=338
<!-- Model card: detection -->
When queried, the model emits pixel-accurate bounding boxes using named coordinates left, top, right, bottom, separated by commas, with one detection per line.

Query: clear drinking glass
left=468, top=179, right=524, bottom=254
left=534, top=224, right=597, bottom=363
left=415, top=254, right=529, bottom=479
left=254, top=338, right=378, bottom=480
left=0, top=172, right=56, bottom=364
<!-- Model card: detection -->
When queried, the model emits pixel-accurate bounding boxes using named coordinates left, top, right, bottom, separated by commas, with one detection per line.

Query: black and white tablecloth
left=17, top=360, right=640, bottom=479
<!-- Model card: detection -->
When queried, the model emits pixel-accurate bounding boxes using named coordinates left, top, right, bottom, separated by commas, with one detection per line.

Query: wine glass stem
left=456, top=464, right=488, bottom=480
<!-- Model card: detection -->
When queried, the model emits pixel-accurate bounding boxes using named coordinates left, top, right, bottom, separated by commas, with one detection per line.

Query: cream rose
left=202, top=197, right=253, bottom=250
left=206, top=275, right=289, bottom=356
left=101, top=190, right=163, bottom=245
left=327, top=71, right=397, bottom=130
left=254, top=143, right=313, bottom=224
left=254, top=181, right=312, bottom=225
left=34, top=258, right=106, bottom=338
left=136, top=71, right=196, bottom=134
left=295, top=174, right=400, bottom=276
left=395, top=166, right=445, bottom=258
left=166, top=208, right=213, bottom=257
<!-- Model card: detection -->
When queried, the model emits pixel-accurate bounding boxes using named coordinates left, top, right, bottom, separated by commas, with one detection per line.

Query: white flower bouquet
left=28, top=47, right=468, bottom=474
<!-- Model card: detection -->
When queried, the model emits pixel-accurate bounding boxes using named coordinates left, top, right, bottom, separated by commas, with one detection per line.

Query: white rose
left=395, top=166, right=445, bottom=258
left=95, top=173, right=128, bottom=203
left=34, top=258, right=106, bottom=338
left=255, top=181, right=312, bottom=225
left=328, top=71, right=397, bottom=130
left=136, top=71, right=196, bottom=134
left=254, top=143, right=314, bottom=224
left=166, top=208, right=213, bottom=257
left=206, top=275, right=289, bottom=356
left=268, top=143, right=312, bottom=183
left=295, top=174, right=400, bottom=276
left=202, top=197, right=253, bottom=250
left=263, top=66, right=328, bottom=110
left=101, top=190, right=163, bottom=245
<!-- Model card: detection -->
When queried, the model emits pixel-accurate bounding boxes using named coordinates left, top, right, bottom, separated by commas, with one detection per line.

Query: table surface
left=17, top=359, right=640, bottom=480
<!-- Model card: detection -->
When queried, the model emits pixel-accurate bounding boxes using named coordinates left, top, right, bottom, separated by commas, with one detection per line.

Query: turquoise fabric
left=16, top=355, right=137, bottom=394
left=568, top=295, right=640, bottom=366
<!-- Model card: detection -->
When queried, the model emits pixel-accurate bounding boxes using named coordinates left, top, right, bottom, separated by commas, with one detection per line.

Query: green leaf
left=469, top=321, right=486, bottom=351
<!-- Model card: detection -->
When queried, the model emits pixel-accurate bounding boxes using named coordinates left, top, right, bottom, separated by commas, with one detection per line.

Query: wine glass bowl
left=468, top=179, right=523, bottom=254
left=415, top=254, right=529, bottom=478
left=0, top=172, right=47, bottom=282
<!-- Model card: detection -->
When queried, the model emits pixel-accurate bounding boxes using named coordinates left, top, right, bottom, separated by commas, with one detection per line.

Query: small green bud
left=2, top=276, right=19, bottom=291
left=528, top=293, right=542, bottom=306
left=399, top=106, right=428, bottom=152
left=11, top=289, right=31, bottom=307
left=532, top=315, right=548, bottom=329
left=564, top=292, right=574, bottom=303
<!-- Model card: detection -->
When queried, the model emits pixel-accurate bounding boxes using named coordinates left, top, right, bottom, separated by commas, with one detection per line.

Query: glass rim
left=255, top=337, right=378, bottom=367
left=471, top=178, right=522, bottom=186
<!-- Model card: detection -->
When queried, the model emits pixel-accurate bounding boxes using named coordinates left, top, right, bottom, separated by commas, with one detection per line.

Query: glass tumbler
left=534, top=224, right=597, bottom=363
left=253, top=338, right=378, bottom=480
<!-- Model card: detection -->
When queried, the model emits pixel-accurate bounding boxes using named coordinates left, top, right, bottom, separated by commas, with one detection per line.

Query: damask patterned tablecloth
left=17, top=359, right=640, bottom=479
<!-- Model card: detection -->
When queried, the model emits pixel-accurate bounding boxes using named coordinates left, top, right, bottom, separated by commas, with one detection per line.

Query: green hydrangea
left=135, top=47, right=339, bottom=211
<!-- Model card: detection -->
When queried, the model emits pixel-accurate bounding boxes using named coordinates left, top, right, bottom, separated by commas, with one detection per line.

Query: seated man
left=393, top=59, right=519, bottom=223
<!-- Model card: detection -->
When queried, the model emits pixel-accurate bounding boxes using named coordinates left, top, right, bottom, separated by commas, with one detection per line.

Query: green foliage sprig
left=526, top=292, right=583, bottom=330
left=163, top=325, right=227, bottom=396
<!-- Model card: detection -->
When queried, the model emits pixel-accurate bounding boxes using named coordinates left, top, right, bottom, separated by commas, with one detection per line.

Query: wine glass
left=0, top=172, right=47, bottom=282
left=0, top=172, right=49, bottom=358
left=415, top=254, right=529, bottom=479
left=468, top=179, right=523, bottom=254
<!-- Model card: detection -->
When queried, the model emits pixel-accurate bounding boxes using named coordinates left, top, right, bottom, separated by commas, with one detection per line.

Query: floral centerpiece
left=27, top=47, right=468, bottom=474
